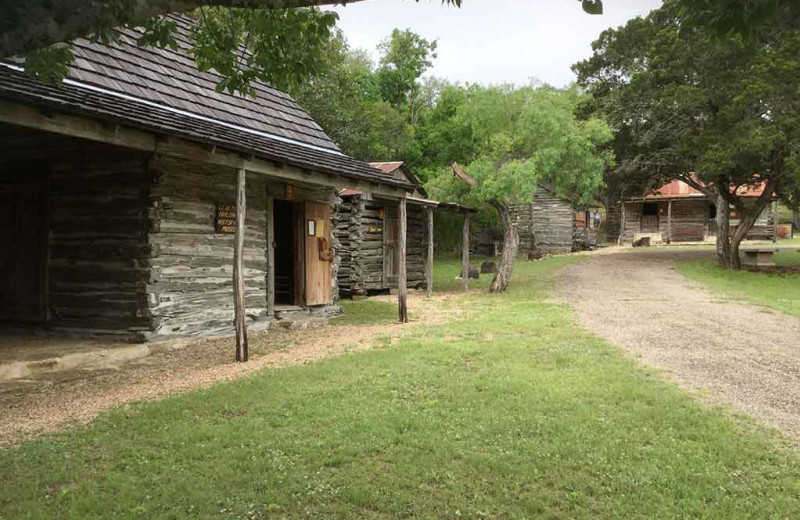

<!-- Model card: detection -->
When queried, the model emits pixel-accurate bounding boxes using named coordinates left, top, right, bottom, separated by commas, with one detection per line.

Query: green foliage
left=293, top=30, right=421, bottom=162
left=575, top=1, right=800, bottom=209
left=675, top=0, right=796, bottom=38
left=376, top=29, right=437, bottom=112
left=426, top=85, right=613, bottom=210
left=23, top=45, right=74, bottom=84
left=191, top=8, right=338, bottom=95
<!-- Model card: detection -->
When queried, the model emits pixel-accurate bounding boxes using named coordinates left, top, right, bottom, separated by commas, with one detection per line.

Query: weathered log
left=233, top=168, right=248, bottom=362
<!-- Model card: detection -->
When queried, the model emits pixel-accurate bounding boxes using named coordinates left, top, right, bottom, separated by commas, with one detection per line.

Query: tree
left=575, top=2, right=800, bottom=268
left=293, top=30, right=423, bottom=162
left=2, top=0, right=603, bottom=93
left=376, top=29, right=437, bottom=120
left=427, top=85, right=612, bottom=292
left=675, top=0, right=799, bottom=37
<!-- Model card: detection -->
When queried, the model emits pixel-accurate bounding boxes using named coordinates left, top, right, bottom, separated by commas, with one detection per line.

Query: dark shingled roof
left=0, top=14, right=413, bottom=191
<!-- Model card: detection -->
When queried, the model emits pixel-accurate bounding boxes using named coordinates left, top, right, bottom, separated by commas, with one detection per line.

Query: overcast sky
left=333, top=0, right=662, bottom=87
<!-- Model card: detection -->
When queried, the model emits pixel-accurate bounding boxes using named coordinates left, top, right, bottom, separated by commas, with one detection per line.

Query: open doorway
left=273, top=200, right=297, bottom=306
left=0, top=170, right=48, bottom=323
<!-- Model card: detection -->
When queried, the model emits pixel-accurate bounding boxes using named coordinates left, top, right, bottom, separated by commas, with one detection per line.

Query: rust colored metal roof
left=644, top=178, right=770, bottom=200
left=369, top=162, right=405, bottom=175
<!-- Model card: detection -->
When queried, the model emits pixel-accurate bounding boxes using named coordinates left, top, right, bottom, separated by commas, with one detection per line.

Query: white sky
left=333, top=0, right=663, bottom=87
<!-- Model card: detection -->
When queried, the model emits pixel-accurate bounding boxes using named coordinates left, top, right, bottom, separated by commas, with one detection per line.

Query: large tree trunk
left=715, top=194, right=733, bottom=269
left=489, top=200, right=519, bottom=293
left=793, top=208, right=799, bottom=234
left=715, top=193, right=772, bottom=269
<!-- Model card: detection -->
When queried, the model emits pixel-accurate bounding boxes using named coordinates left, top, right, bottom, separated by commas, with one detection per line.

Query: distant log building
left=613, top=179, right=777, bottom=244
left=509, top=184, right=600, bottom=256
left=336, top=163, right=433, bottom=297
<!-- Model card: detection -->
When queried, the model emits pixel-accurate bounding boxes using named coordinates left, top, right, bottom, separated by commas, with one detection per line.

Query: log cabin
left=336, top=162, right=475, bottom=297
left=616, top=179, right=777, bottom=244
left=0, top=14, right=415, bottom=345
left=509, top=183, right=600, bottom=256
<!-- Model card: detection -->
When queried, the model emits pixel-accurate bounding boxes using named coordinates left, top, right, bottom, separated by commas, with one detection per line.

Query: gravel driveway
left=559, top=248, right=800, bottom=440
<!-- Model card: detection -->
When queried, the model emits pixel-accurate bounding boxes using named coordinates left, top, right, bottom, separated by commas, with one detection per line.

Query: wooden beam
left=266, top=192, right=275, bottom=317
left=462, top=210, right=470, bottom=292
left=234, top=168, right=248, bottom=362
left=667, top=199, right=673, bottom=244
left=0, top=100, right=410, bottom=200
left=619, top=202, right=626, bottom=245
left=426, top=206, right=434, bottom=298
left=398, top=197, right=409, bottom=323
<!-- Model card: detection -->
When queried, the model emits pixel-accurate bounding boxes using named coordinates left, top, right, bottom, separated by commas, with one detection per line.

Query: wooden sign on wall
left=216, top=204, right=237, bottom=233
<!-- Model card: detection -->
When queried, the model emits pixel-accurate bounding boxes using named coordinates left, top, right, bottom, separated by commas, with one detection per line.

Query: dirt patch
left=0, top=292, right=462, bottom=446
left=558, top=249, right=800, bottom=440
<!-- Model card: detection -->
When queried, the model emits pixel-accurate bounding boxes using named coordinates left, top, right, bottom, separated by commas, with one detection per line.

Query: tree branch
left=0, top=0, right=395, bottom=58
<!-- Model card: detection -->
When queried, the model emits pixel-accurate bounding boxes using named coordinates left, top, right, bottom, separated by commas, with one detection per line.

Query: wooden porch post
left=398, top=197, right=409, bottom=323
left=265, top=192, right=275, bottom=317
left=667, top=199, right=673, bottom=244
left=426, top=206, right=434, bottom=298
left=773, top=200, right=779, bottom=243
left=619, top=202, right=626, bottom=245
left=462, top=209, right=470, bottom=292
left=234, top=168, right=248, bottom=362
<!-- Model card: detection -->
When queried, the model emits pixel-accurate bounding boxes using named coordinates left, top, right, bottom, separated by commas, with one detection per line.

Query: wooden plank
left=462, top=210, right=470, bottom=292
left=266, top=192, right=275, bottom=316
left=426, top=206, right=434, bottom=298
left=304, top=201, right=333, bottom=305
left=398, top=198, right=408, bottom=323
left=233, top=168, right=248, bottom=362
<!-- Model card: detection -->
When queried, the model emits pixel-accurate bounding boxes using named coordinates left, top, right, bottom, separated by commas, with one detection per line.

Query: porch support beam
left=667, top=199, right=673, bottom=244
left=619, top=201, right=626, bottom=245
left=462, top=209, right=470, bottom=292
left=266, top=192, right=275, bottom=317
left=234, top=168, right=248, bottom=362
left=426, top=206, right=434, bottom=298
left=773, top=199, right=779, bottom=243
left=398, top=197, right=409, bottom=323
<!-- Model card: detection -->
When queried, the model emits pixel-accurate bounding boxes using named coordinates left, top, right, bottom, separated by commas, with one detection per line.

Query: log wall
left=47, top=144, right=155, bottom=338
left=622, top=199, right=776, bottom=242
left=146, top=156, right=269, bottom=340
left=335, top=194, right=427, bottom=296
left=510, top=188, right=577, bottom=255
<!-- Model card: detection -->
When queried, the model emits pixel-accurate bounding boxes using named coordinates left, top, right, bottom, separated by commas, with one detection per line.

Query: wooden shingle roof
left=67, top=14, right=337, bottom=151
left=0, top=14, right=413, bottom=190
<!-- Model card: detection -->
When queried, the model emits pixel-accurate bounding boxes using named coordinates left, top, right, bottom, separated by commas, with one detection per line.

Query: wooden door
left=383, top=203, right=399, bottom=286
left=0, top=171, right=48, bottom=322
left=304, top=202, right=333, bottom=306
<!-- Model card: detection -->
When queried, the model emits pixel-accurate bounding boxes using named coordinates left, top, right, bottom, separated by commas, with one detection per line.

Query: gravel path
left=558, top=248, right=800, bottom=439
left=0, top=292, right=462, bottom=445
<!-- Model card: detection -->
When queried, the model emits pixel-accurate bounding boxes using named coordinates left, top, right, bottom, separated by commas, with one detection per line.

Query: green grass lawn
left=677, top=248, right=800, bottom=318
left=3, top=257, right=800, bottom=518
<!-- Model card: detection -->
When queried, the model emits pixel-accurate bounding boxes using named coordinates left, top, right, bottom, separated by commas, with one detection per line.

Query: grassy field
left=3, top=257, right=800, bottom=518
left=677, top=247, right=800, bottom=318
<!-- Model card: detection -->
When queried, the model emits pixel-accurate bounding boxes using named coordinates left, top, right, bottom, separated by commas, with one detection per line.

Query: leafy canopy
left=2, top=0, right=604, bottom=95
left=574, top=0, right=800, bottom=202
left=427, top=85, right=613, bottom=209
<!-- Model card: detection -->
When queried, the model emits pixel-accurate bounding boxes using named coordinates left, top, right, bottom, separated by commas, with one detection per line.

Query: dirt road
left=559, top=248, right=800, bottom=439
